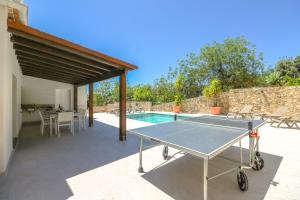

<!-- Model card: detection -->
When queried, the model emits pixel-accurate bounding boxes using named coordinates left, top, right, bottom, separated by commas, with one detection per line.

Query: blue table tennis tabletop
left=130, top=116, right=265, bottom=159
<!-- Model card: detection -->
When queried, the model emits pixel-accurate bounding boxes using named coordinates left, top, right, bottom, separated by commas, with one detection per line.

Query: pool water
left=126, top=113, right=190, bottom=124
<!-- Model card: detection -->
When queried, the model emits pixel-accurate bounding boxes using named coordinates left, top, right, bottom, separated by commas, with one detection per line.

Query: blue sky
left=25, top=0, right=300, bottom=85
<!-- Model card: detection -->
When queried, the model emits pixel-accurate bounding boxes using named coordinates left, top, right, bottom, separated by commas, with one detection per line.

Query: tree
left=133, top=84, right=153, bottom=101
left=152, top=76, right=176, bottom=103
left=293, top=56, right=300, bottom=78
left=275, top=58, right=297, bottom=78
left=94, top=80, right=114, bottom=106
left=264, top=71, right=281, bottom=86
left=200, top=37, right=265, bottom=89
left=172, top=37, right=265, bottom=96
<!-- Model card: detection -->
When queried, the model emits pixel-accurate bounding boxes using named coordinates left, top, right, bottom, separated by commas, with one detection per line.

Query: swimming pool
left=126, top=113, right=190, bottom=124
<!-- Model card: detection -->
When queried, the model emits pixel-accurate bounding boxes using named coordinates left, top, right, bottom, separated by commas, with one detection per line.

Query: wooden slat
left=89, top=82, right=94, bottom=127
left=17, top=55, right=98, bottom=77
left=76, top=70, right=123, bottom=86
left=16, top=51, right=103, bottom=76
left=119, top=71, right=127, bottom=141
left=20, top=64, right=87, bottom=81
left=19, top=61, right=90, bottom=79
left=11, top=35, right=118, bottom=72
left=22, top=71, right=75, bottom=84
left=14, top=46, right=106, bottom=75
left=21, top=68, right=80, bottom=82
left=8, top=21, right=138, bottom=70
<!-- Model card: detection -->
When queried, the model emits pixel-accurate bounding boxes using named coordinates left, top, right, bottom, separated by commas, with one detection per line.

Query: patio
left=0, top=113, right=299, bottom=200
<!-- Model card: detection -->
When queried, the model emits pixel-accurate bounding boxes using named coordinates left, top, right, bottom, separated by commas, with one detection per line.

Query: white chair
left=56, top=112, right=74, bottom=137
left=73, top=109, right=87, bottom=131
left=38, top=109, right=50, bottom=136
left=79, top=108, right=87, bottom=128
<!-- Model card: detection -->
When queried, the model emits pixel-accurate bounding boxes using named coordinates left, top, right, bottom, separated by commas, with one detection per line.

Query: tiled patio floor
left=0, top=113, right=299, bottom=200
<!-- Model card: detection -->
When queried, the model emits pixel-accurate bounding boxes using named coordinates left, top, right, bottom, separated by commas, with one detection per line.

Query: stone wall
left=227, top=86, right=300, bottom=116
left=94, top=101, right=152, bottom=113
left=151, top=86, right=300, bottom=115
left=152, top=102, right=174, bottom=112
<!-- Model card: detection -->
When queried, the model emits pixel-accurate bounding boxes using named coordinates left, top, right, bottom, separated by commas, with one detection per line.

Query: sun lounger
left=263, top=106, right=288, bottom=123
left=134, top=103, right=145, bottom=113
left=270, top=116, right=292, bottom=128
left=290, top=116, right=300, bottom=129
left=227, top=105, right=253, bottom=119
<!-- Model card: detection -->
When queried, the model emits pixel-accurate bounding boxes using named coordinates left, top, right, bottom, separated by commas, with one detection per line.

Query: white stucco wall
left=0, top=1, right=27, bottom=173
left=22, top=76, right=74, bottom=122
left=22, top=76, right=74, bottom=106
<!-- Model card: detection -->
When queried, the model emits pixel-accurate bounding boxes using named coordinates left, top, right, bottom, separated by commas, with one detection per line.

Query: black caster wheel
left=252, top=156, right=264, bottom=171
left=162, top=146, right=169, bottom=160
left=237, top=171, right=248, bottom=191
left=138, top=167, right=144, bottom=173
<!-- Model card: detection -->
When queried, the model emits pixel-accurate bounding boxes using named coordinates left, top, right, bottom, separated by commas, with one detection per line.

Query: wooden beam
left=17, top=55, right=98, bottom=77
left=88, top=82, right=94, bottom=127
left=76, top=70, right=123, bottom=86
left=14, top=48, right=104, bottom=75
left=12, top=39, right=113, bottom=72
left=19, top=61, right=90, bottom=79
left=22, top=72, right=74, bottom=84
left=119, top=70, right=127, bottom=141
left=74, top=85, right=78, bottom=112
left=21, top=69, right=78, bottom=82
left=20, top=64, right=87, bottom=81
left=8, top=21, right=138, bottom=70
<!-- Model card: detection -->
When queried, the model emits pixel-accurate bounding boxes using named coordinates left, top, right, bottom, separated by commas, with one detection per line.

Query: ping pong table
left=129, top=115, right=265, bottom=200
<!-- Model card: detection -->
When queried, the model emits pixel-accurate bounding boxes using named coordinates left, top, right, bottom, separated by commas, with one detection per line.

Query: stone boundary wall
left=94, top=101, right=152, bottom=113
left=93, top=86, right=300, bottom=115
left=152, top=102, right=174, bottom=112
left=227, top=86, right=300, bottom=116
left=151, top=86, right=300, bottom=115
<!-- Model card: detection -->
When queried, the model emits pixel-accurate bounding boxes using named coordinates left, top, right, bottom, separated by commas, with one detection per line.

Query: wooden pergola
left=7, top=20, right=138, bottom=141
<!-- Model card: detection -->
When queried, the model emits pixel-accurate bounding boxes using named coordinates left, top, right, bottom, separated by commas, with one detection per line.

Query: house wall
left=22, top=76, right=74, bottom=122
left=0, top=1, right=27, bottom=174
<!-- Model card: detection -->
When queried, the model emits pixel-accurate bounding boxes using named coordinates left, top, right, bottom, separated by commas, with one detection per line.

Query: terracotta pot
left=211, top=107, right=222, bottom=115
left=173, top=105, right=181, bottom=113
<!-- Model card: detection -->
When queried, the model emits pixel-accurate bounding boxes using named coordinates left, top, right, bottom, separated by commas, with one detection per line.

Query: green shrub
left=173, top=74, right=185, bottom=106
left=203, top=79, right=222, bottom=106
left=281, top=76, right=300, bottom=86
left=174, top=94, right=183, bottom=106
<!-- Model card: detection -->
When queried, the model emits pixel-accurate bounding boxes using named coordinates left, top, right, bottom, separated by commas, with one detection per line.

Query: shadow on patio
left=142, top=147, right=282, bottom=200
left=0, top=120, right=144, bottom=200
left=0, top=120, right=282, bottom=200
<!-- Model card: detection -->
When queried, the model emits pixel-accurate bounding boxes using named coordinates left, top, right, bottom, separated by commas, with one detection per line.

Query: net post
left=248, top=121, right=253, bottom=131
left=174, top=114, right=177, bottom=121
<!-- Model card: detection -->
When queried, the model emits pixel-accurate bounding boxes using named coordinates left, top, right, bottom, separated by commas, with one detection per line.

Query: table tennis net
left=183, top=116, right=253, bottom=130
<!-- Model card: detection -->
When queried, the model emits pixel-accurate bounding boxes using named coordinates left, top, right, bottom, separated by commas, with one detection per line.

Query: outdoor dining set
left=38, top=108, right=87, bottom=137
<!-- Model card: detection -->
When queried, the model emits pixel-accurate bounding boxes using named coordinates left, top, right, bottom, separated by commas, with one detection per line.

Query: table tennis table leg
left=138, top=137, right=144, bottom=173
left=203, top=159, right=208, bottom=200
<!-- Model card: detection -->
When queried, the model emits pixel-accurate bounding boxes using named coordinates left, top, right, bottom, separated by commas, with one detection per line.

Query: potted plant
left=173, top=74, right=185, bottom=113
left=173, top=94, right=183, bottom=113
left=203, top=79, right=222, bottom=115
